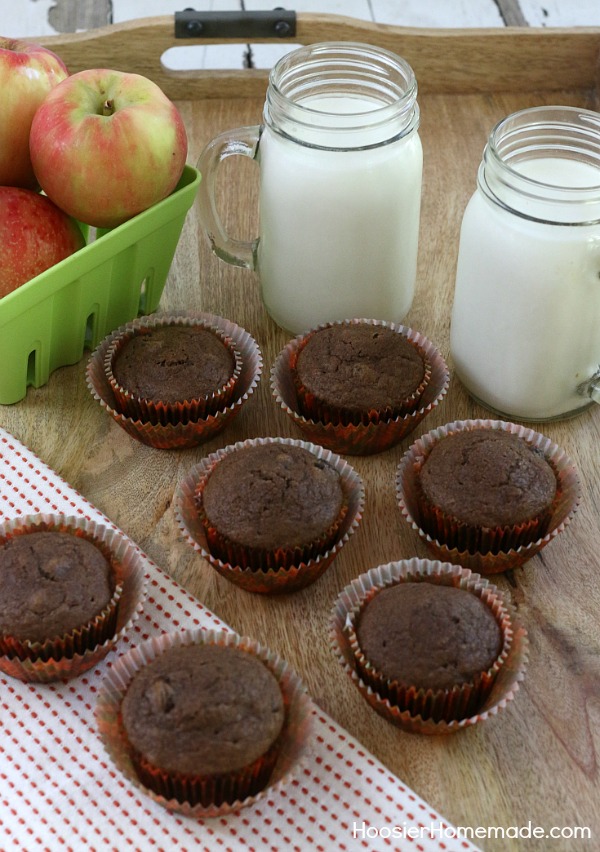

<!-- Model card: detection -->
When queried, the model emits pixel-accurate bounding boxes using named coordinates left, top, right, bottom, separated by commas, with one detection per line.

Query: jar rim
left=263, top=41, right=419, bottom=149
left=269, top=41, right=417, bottom=108
left=487, top=104, right=600, bottom=191
left=478, top=104, right=600, bottom=224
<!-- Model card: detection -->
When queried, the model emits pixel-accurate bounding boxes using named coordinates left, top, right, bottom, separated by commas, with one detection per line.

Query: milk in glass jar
left=450, top=105, right=600, bottom=421
left=196, top=42, right=423, bottom=333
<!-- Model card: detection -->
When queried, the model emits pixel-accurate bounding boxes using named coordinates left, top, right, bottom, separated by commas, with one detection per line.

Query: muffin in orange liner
left=0, top=513, right=146, bottom=683
left=104, top=314, right=242, bottom=423
left=271, top=319, right=449, bottom=455
left=330, top=558, right=528, bottom=734
left=95, top=628, right=314, bottom=818
left=396, top=419, right=581, bottom=574
left=86, top=312, right=262, bottom=449
left=291, top=319, right=433, bottom=423
left=174, top=437, right=364, bottom=594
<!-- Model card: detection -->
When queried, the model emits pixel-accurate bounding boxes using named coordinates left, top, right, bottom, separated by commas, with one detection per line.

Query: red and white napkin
left=0, top=426, right=479, bottom=852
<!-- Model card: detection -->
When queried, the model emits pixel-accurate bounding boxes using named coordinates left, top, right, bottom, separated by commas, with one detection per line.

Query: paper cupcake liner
left=396, top=419, right=581, bottom=574
left=330, top=558, right=528, bottom=734
left=271, top=320, right=449, bottom=456
left=173, top=437, right=365, bottom=594
left=95, top=628, right=314, bottom=818
left=132, top=729, right=282, bottom=808
left=0, top=513, right=146, bottom=683
left=104, top=314, right=243, bottom=424
left=290, top=319, right=432, bottom=425
left=86, top=312, right=262, bottom=449
left=201, top=504, right=349, bottom=573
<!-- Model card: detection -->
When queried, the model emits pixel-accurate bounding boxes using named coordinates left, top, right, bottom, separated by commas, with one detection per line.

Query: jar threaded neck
left=479, top=105, right=600, bottom=225
left=263, top=42, right=419, bottom=150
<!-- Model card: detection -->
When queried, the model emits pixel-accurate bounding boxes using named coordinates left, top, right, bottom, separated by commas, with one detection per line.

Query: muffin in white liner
left=86, top=312, right=262, bottom=449
left=330, top=558, right=528, bottom=734
left=0, top=513, right=146, bottom=683
left=173, top=436, right=365, bottom=594
left=271, top=319, right=449, bottom=455
left=95, top=628, right=315, bottom=817
left=396, top=418, right=581, bottom=574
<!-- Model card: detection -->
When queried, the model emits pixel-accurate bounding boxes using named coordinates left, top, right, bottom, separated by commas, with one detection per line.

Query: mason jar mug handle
left=195, top=125, right=262, bottom=270
left=578, top=367, right=600, bottom=405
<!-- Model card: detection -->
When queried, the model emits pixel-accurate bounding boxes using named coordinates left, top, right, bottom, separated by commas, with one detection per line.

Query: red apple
left=0, top=37, right=68, bottom=189
left=0, top=187, right=85, bottom=298
left=29, top=68, right=188, bottom=229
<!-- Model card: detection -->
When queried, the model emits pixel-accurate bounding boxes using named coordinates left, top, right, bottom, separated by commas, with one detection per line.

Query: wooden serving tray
left=5, top=14, right=600, bottom=848
left=37, top=13, right=600, bottom=99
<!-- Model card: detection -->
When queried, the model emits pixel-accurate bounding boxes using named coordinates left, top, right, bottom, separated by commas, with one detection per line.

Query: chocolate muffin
left=293, top=321, right=428, bottom=424
left=198, top=442, right=346, bottom=570
left=121, top=643, right=285, bottom=805
left=356, top=582, right=503, bottom=692
left=332, top=559, right=525, bottom=730
left=417, top=428, right=557, bottom=553
left=111, top=324, right=236, bottom=407
left=0, top=530, right=115, bottom=646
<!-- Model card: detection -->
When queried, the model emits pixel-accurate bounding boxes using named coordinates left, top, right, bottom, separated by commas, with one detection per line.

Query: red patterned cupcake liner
left=0, top=597, right=120, bottom=664
left=104, top=314, right=243, bottom=424
left=132, top=730, right=282, bottom=808
left=201, top=517, right=348, bottom=573
left=173, top=437, right=365, bottom=594
left=271, top=319, right=449, bottom=456
left=86, top=312, right=262, bottom=449
left=0, top=513, right=146, bottom=683
left=95, top=629, right=314, bottom=818
left=330, top=558, right=528, bottom=734
left=396, top=419, right=581, bottom=574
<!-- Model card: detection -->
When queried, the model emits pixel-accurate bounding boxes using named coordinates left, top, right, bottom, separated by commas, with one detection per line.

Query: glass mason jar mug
left=196, top=42, right=423, bottom=334
left=450, top=105, right=600, bottom=422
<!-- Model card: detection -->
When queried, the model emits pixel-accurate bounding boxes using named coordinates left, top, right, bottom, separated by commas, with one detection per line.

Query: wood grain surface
left=36, top=14, right=600, bottom=99
left=3, top=18, right=600, bottom=851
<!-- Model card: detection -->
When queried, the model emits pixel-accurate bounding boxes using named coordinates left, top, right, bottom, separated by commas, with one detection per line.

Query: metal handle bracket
left=175, top=9, right=297, bottom=39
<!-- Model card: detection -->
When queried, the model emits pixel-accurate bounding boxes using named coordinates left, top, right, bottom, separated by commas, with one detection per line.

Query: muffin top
left=111, top=325, right=235, bottom=404
left=294, top=323, right=426, bottom=413
left=419, top=428, right=557, bottom=528
left=121, top=643, right=285, bottom=776
left=0, top=531, right=114, bottom=643
left=201, top=443, right=344, bottom=551
left=356, top=582, right=502, bottom=691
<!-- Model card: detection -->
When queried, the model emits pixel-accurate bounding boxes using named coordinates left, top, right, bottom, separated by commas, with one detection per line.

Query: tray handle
left=174, top=9, right=296, bottom=40
left=32, top=14, right=600, bottom=102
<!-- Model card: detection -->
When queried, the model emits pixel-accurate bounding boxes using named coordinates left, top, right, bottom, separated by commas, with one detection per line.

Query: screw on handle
left=174, top=9, right=297, bottom=39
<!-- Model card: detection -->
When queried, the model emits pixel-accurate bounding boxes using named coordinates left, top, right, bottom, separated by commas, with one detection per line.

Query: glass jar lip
left=268, top=41, right=418, bottom=111
left=486, top=104, right=600, bottom=192
left=264, top=41, right=419, bottom=148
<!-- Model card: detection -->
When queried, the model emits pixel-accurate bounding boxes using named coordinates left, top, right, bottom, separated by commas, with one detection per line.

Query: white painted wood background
left=2, top=0, right=600, bottom=70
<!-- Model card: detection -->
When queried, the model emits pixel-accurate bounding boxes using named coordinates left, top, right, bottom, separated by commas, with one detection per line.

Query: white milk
left=256, top=94, right=423, bottom=333
left=450, top=156, right=600, bottom=420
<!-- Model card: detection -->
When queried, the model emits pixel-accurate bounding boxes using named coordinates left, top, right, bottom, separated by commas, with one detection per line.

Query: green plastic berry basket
left=0, top=164, right=201, bottom=405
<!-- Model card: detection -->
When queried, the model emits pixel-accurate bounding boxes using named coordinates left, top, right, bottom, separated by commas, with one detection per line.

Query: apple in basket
left=0, top=36, right=68, bottom=189
left=29, top=68, right=188, bottom=229
left=0, top=187, right=85, bottom=299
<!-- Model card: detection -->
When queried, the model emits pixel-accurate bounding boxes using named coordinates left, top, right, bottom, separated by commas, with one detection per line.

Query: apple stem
left=102, top=99, right=115, bottom=116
